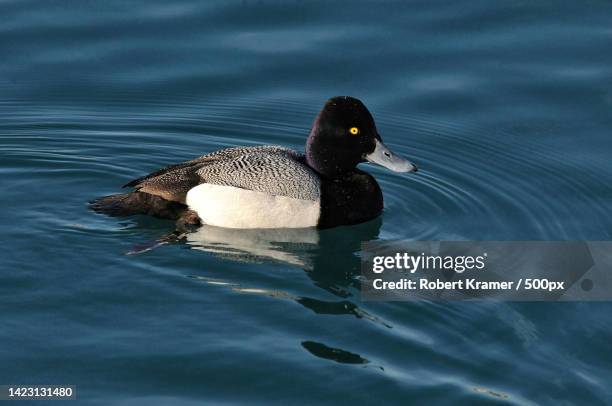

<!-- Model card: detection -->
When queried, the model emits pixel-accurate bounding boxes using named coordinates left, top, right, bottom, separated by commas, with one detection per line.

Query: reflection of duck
left=182, top=216, right=382, bottom=273
left=185, top=225, right=320, bottom=267
left=301, top=341, right=370, bottom=365
left=183, top=216, right=387, bottom=324
left=177, top=217, right=382, bottom=308
left=182, top=213, right=388, bottom=366
left=91, top=97, right=417, bottom=229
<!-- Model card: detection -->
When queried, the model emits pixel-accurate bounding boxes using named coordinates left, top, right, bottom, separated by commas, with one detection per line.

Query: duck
left=91, top=96, right=417, bottom=229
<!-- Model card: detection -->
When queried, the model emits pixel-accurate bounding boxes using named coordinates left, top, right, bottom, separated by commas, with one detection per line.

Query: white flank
left=186, top=184, right=320, bottom=229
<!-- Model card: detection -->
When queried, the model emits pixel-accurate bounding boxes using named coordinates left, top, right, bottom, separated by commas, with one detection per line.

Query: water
left=1, top=0, right=612, bottom=404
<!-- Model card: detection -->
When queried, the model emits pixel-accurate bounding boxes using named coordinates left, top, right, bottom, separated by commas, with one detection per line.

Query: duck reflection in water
left=129, top=216, right=387, bottom=364
left=183, top=216, right=382, bottom=296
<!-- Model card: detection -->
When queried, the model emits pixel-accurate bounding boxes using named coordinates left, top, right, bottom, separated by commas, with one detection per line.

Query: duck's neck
left=306, top=133, right=359, bottom=179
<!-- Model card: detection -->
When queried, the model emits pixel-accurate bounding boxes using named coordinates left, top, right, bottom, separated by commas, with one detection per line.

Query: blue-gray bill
left=365, top=139, right=417, bottom=173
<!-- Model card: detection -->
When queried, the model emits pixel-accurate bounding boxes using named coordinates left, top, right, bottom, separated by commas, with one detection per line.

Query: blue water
left=2, top=0, right=612, bottom=404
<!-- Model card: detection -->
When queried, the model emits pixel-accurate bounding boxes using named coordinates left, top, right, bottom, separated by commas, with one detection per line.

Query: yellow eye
left=349, top=127, right=360, bottom=135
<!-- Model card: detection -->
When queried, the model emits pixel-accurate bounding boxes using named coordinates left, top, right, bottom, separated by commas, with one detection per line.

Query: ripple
left=372, top=108, right=612, bottom=240
left=301, top=341, right=370, bottom=365
left=3, top=93, right=611, bottom=242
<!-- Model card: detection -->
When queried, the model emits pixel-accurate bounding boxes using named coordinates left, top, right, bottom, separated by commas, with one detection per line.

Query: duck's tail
left=89, top=192, right=186, bottom=220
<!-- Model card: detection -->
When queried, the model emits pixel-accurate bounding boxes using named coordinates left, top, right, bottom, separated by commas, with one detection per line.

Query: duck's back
left=195, top=146, right=320, bottom=201
left=126, top=145, right=322, bottom=229
left=126, top=145, right=320, bottom=203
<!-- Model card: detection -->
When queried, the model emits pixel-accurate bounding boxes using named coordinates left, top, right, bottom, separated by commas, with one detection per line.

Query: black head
left=306, top=96, right=417, bottom=177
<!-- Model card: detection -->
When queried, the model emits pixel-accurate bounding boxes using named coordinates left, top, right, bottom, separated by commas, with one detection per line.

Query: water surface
left=1, top=0, right=612, bottom=404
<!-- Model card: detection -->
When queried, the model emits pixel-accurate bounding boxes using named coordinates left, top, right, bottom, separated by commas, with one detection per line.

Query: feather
left=122, top=145, right=321, bottom=203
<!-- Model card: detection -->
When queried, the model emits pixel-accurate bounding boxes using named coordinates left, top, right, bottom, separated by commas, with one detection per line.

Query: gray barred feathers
left=124, top=145, right=320, bottom=202
left=195, top=146, right=320, bottom=201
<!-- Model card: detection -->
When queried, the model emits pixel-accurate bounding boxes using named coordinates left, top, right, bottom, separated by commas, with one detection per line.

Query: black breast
left=317, top=169, right=383, bottom=229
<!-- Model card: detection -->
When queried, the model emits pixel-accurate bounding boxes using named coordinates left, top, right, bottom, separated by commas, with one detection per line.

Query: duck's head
left=306, top=96, right=417, bottom=177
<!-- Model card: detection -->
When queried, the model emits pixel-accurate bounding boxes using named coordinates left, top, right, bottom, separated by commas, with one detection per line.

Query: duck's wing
left=123, top=145, right=321, bottom=203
